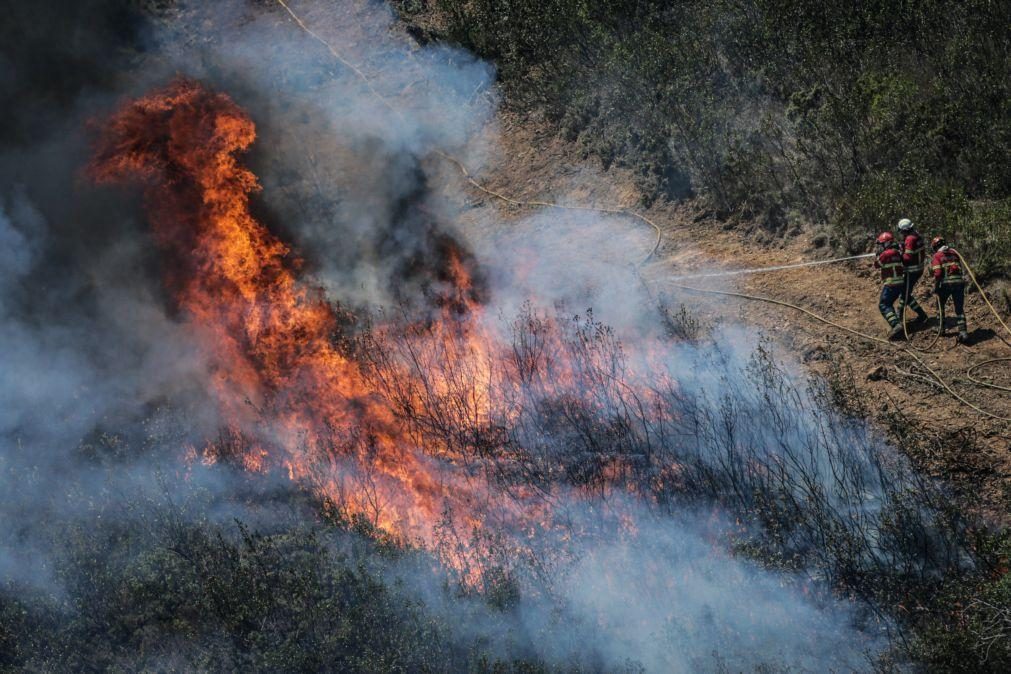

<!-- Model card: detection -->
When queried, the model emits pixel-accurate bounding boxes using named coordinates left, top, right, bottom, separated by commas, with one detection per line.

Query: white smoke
left=142, top=2, right=889, bottom=669
left=0, top=1, right=942, bottom=671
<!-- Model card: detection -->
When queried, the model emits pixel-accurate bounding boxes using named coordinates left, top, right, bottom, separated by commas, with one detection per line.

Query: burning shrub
left=77, top=75, right=984, bottom=669
left=365, top=299, right=975, bottom=620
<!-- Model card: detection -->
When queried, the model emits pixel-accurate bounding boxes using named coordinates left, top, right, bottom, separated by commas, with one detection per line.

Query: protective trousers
left=937, top=282, right=967, bottom=334
left=898, top=269, right=927, bottom=318
left=879, top=284, right=903, bottom=328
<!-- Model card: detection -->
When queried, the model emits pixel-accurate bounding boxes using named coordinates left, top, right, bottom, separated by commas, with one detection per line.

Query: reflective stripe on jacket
left=902, top=232, right=927, bottom=272
left=875, top=247, right=905, bottom=286
left=931, top=248, right=964, bottom=285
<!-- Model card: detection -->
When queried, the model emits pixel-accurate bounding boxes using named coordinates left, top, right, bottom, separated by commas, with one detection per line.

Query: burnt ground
left=440, top=112, right=1011, bottom=523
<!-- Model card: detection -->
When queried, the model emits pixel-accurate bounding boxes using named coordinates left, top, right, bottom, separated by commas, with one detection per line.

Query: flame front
left=90, top=80, right=655, bottom=580
left=90, top=80, right=494, bottom=549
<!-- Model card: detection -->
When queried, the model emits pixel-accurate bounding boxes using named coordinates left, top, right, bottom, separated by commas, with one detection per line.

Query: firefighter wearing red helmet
left=895, top=218, right=929, bottom=324
left=874, top=231, right=907, bottom=339
left=930, top=236, right=969, bottom=343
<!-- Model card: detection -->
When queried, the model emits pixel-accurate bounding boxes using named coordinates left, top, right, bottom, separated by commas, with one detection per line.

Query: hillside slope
left=443, top=111, right=1011, bottom=519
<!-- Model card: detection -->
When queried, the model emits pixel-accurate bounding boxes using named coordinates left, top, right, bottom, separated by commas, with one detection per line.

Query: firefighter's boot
left=899, top=294, right=929, bottom=325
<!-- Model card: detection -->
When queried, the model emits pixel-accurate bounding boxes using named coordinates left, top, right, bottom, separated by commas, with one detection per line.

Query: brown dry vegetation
left=4, top=1, right=1011, bottom=670
left=443, top=112, right=1011, bottom=522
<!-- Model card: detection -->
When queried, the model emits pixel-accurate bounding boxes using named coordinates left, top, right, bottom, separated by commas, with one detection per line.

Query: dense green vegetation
left=414, top=0, right=1011, bottom=273
left=4, top=2, right=1011, bottom=671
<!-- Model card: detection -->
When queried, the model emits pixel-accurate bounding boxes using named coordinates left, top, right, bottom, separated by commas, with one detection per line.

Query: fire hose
left=271, top=0, right=1011, bottom=422
left=661, top=250, right=1011, bottom=421
left=955, top=250, right=1011, bottom=398
left=666, top=282, right=1011, bottom=421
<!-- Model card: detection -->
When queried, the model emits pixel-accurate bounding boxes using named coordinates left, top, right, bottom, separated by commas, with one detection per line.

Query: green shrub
left=424, top=0, right=1011, bottom=263
left=0, top=476, right=549, bottom=673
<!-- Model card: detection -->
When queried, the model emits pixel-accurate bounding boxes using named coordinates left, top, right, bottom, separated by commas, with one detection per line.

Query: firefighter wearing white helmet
left=895, top=217, right=929, bottom=325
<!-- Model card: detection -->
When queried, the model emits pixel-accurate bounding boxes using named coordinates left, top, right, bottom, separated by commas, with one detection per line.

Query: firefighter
left=896, top=218, right=929, bottom=324
left=874, top=231, right=906, bottom=339
left=930, top=236, right=969, bottom=343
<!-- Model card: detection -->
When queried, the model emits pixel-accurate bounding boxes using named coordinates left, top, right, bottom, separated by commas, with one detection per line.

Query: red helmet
left=931, top=236, right=946, bottom=252
left=876, top=231, right=895, bottom=246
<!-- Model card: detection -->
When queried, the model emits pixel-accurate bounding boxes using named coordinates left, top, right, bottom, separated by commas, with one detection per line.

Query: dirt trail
left=446, top=113, right=1011, bottom=521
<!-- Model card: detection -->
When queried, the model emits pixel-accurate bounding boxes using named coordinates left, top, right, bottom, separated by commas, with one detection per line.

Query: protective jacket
left=901, top=232, right=927, bottom=273
left=931, top=248, right=964, bottom=286
left=875, top=247, right=905, bottom=286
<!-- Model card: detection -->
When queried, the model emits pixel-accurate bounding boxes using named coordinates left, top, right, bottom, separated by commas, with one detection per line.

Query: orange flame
left=90, top=80, right=649, bottom=582
left=90, top=80, right=499, bottom=548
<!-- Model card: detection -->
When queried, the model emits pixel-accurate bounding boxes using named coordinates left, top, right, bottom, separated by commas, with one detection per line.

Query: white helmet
left=897, top=218, right=913, bottom=232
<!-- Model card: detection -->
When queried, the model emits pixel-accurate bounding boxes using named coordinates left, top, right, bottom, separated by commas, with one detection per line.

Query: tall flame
left=89, top=80, right=653, bottom=581
left=90, top=80, right=504, bottom=552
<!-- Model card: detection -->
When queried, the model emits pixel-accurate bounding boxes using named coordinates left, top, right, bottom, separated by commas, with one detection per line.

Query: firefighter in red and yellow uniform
left=930, top=236, right=969, bottom=343
left=874, top=232, right=907, bottom=339
left=896, top=218, right=929, bottom=324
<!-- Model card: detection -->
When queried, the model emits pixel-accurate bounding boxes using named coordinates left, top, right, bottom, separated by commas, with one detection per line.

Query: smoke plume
left=2, top=1, right=964, bottom=670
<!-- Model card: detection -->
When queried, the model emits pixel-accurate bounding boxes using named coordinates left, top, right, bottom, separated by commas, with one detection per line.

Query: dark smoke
left=0, top=1, right=151, bottom=146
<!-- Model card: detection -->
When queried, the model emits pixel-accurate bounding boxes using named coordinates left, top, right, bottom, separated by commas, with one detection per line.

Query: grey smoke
left=0, top=1, right=935, bottom=671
